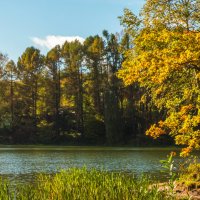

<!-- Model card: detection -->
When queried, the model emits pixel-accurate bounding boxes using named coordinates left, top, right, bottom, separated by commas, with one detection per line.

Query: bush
left=178, top=162, right=200, bottom=190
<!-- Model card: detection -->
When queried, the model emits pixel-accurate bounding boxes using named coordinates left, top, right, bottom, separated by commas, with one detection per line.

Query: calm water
left=0, top=146, right=198, bottom=182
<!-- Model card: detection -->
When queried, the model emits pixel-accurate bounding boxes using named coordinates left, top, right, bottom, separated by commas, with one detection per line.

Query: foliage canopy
left=118, top=0, right=200, bottom=156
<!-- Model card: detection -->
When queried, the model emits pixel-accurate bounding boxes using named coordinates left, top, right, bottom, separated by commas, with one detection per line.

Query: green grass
left=0, top=168, right=174, bottom=200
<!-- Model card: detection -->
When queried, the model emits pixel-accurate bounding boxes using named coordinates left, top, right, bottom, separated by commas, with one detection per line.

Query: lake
left=0, top=146, right=198, bottom=183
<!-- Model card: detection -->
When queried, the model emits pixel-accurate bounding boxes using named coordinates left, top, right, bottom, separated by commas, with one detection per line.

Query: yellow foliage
left=118, top=9, right=200, bottom=156
left=146, top=124, right=166, bottom=139
left=181, top=147, right=193, bottom=157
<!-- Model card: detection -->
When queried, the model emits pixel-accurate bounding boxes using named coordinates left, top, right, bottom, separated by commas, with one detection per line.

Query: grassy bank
left=0, top=168, right=175, bottom=200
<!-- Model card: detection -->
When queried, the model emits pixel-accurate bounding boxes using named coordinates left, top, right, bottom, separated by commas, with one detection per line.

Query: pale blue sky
left=0, top=0, right=144, bottom=61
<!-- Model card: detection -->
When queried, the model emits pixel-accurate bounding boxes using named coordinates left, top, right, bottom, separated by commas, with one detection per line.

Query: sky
left=0, top=0, right=145, bottom=62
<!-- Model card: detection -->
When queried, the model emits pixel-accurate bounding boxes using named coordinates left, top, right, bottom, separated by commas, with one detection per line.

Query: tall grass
left=0, top=168, right=174, bottom=200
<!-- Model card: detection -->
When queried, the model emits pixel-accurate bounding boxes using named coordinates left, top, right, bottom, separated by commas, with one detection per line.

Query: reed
left=0, top=168, right=174, bottom=200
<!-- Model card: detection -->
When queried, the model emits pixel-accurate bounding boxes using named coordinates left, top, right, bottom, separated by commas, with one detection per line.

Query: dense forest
left=0, top=31, right=167, bottom=146
left=0, top=0, right=199, bottom=156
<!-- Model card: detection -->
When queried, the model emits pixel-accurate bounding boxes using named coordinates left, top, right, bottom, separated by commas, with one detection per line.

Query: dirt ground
left=155, top=182, right=200, bottom=199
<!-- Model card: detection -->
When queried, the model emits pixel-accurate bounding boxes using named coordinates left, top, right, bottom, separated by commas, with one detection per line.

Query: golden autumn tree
left=118, top=0, right=200, bottom=156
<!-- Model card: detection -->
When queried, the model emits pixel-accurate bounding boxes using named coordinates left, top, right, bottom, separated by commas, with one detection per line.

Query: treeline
left=0, top=31, right=170, bottom=145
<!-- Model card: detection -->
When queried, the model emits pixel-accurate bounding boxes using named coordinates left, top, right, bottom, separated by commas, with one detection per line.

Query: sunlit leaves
left=118, top=0, right=200, bottom=156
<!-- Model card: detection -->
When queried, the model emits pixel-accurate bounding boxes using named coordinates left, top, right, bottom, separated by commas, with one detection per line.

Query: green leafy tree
left=62, top=40, right=84, bottom=136
left=4, top=60, right=17, bottom=129
left=84, top=35, right=105, bottom=116
left=0, top=53, right=9, bottom=129
left=17, top=47, right=44, bottom=141
left=103, top=30, right=124, bottom=144
left=45, top=45, right=62, bottom=137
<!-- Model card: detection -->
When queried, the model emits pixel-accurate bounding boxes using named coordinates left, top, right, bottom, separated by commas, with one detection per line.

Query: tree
left=0, top=53, right=9, bottom=129
left=142, top=0, right=200, bottom=31
left=103, top=30, right=124, bottom=144
left=62, top=40, right=84, bottom=136
left=45, top=45, right=62, bottom=137
left=118, top=0, right=200, bottom=156
left=4, top=60, right=17, bottom=128
left=84, top=35, right=105, bottom=116
left=17, top=47, right=43, bottom=140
